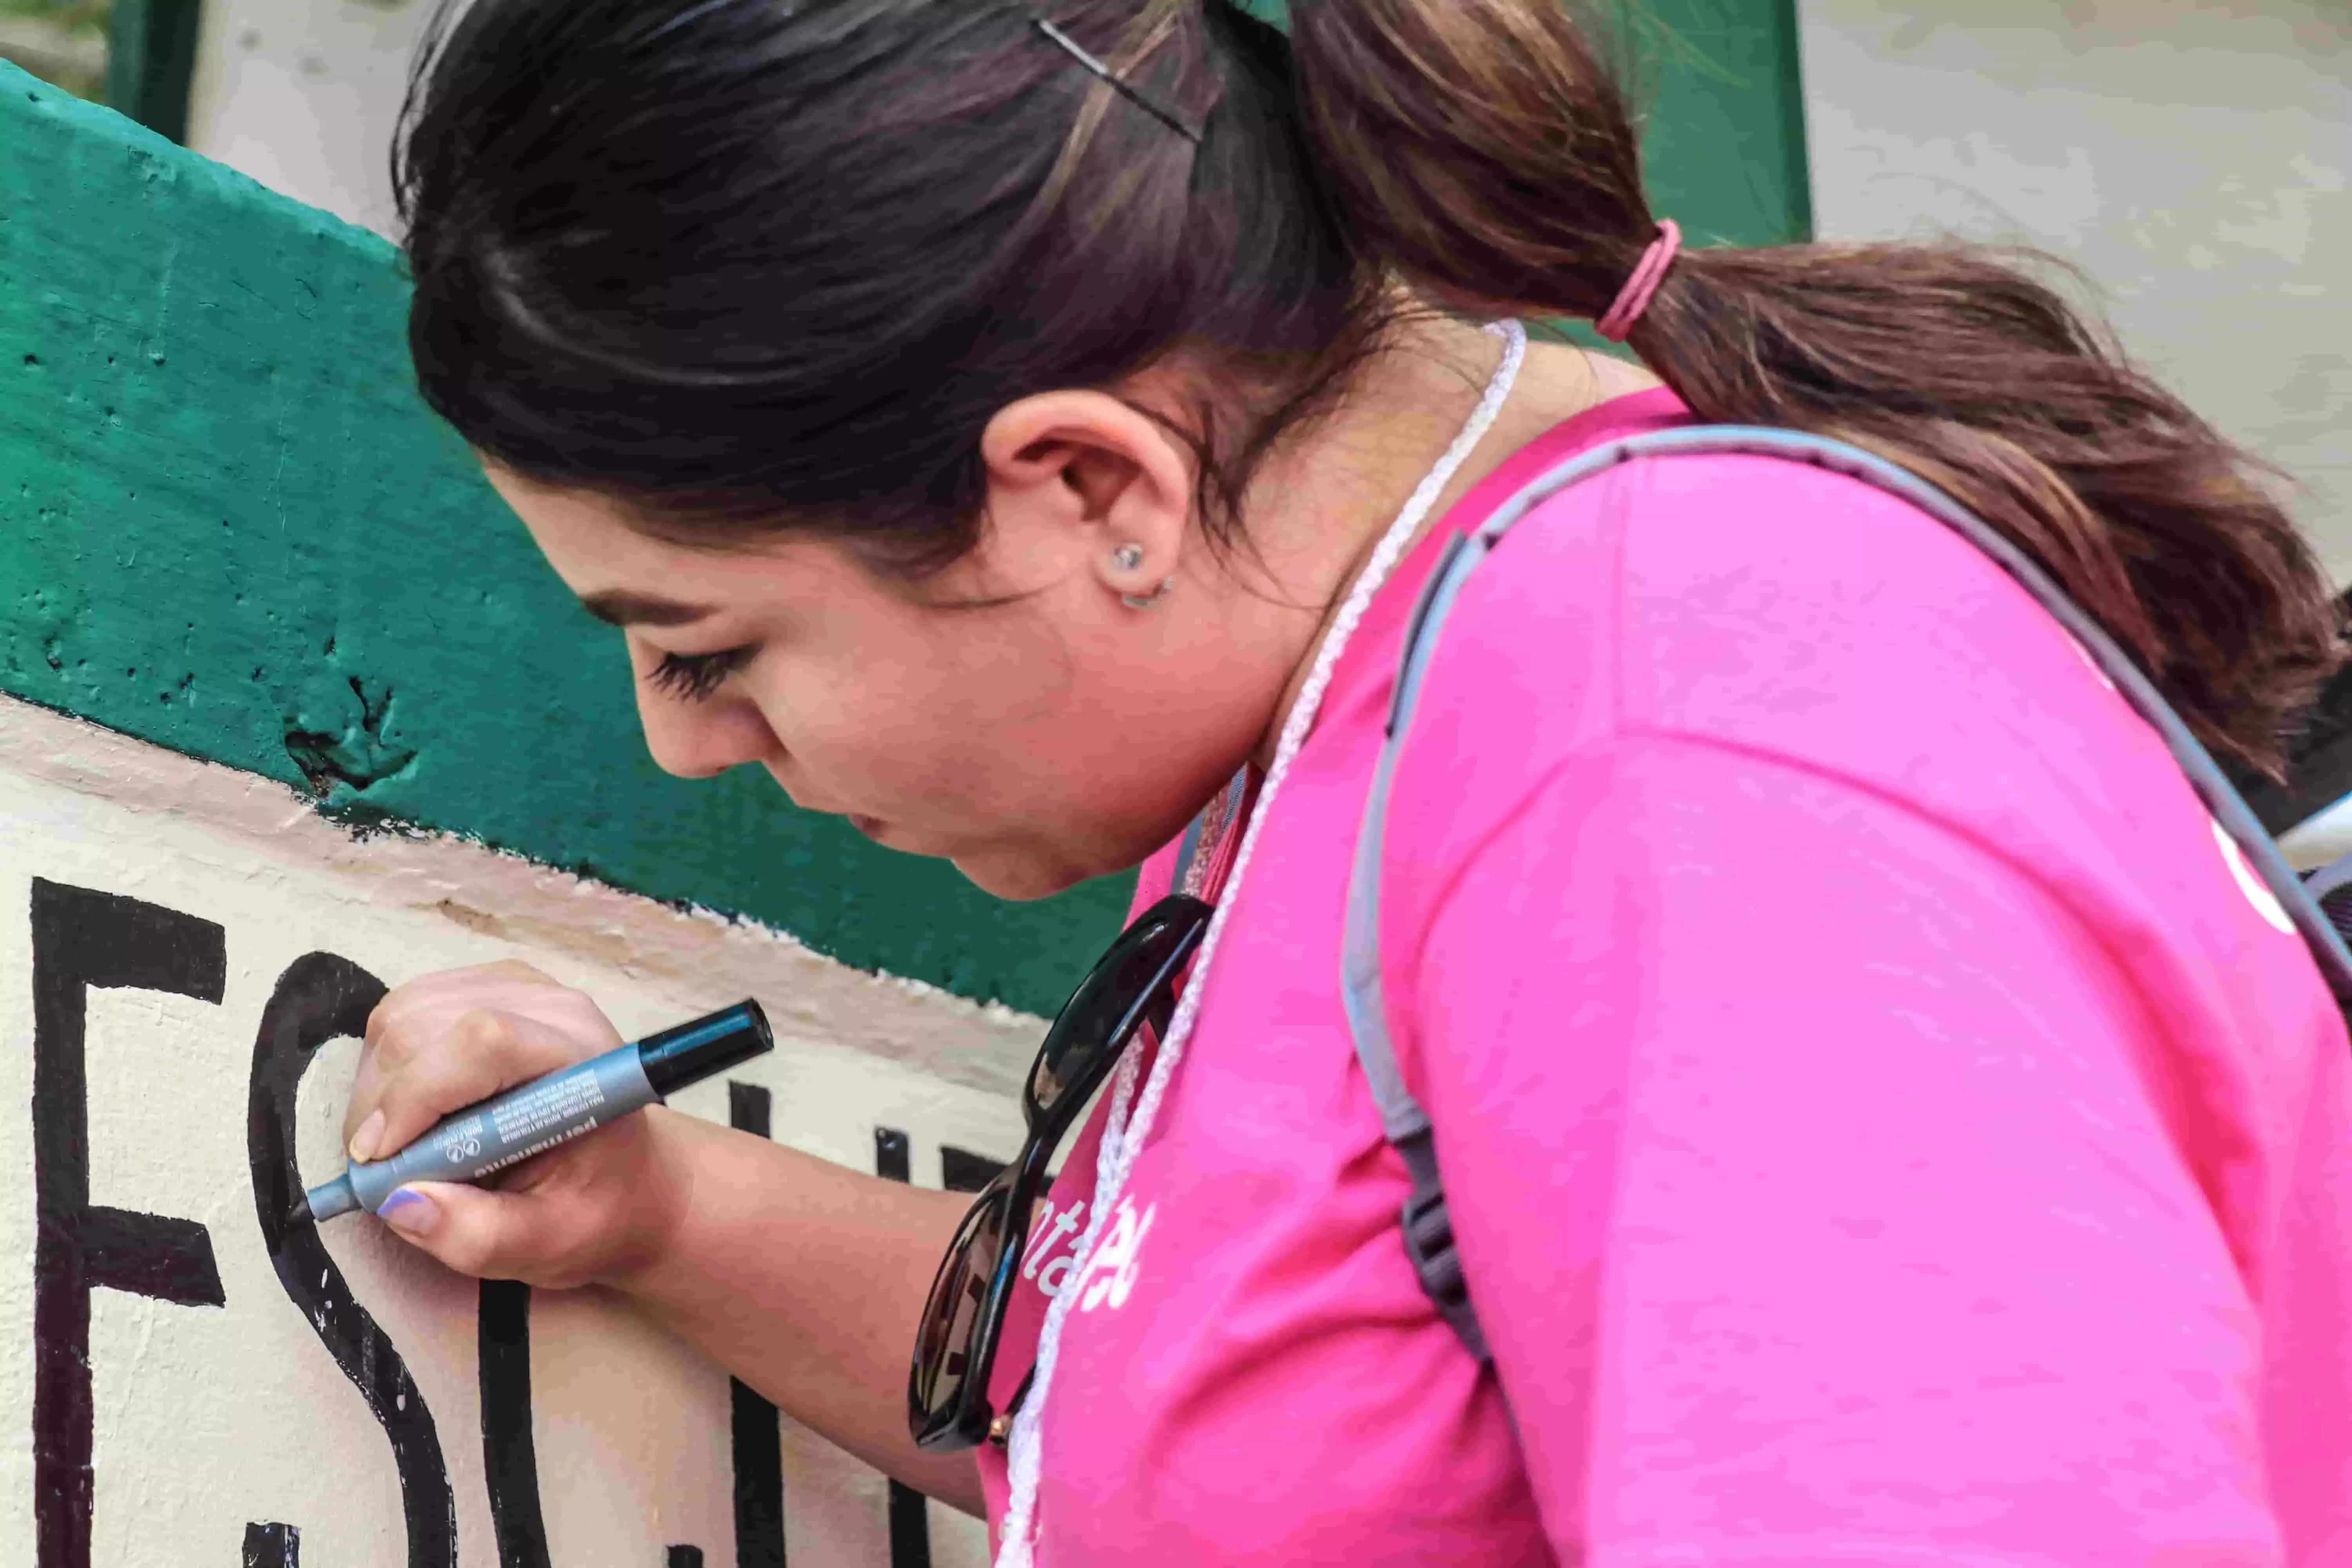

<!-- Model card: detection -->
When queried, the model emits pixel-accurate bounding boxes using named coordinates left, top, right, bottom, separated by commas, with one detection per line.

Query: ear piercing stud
left=1111, top=543, right=1172, bottom=608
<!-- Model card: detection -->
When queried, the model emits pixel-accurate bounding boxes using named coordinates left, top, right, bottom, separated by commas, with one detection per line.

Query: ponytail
left=1286, top=0, right=2340, bottom=777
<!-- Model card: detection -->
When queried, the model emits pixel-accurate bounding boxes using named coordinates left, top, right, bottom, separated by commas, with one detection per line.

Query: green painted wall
left=0, top=5, right=1809, bottom=1014
left=1627, top=0, right=1813, bottom=245
left=0, top=65, right=1130, bottom=1016
left=1237, top=0, right=1812, bottom=248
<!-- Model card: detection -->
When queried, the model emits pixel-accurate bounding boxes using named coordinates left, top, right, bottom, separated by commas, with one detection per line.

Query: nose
left=633, top=681, right=777, bottom=781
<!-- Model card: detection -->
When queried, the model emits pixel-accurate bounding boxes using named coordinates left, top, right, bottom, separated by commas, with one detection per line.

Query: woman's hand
left=343, top=958, right=985, bottom=1513
left=340, top=958, right=701, bottom=1290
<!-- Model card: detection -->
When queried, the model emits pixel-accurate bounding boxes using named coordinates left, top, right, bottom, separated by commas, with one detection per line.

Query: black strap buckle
left=1393, top=1131, right=1493, bottom=1363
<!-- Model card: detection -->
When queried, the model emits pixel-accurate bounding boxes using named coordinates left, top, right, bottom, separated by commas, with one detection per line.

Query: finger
left=354, top=1007, right=581, bottom=1163
left=342, top=1044, right=388, bottom=1152
left=366, top=958, right=560, bottom=1048
left=374, top=1179, right=607, bottom=1286
left=348, top=972, right=624, bottom=1155
left=368, top=978, right=620, bottom=1073
left=475, top=957, right=555, bottom=985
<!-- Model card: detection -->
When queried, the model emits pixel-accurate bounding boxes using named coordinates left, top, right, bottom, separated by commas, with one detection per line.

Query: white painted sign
left=0, top=695, right=1029, bottom=1567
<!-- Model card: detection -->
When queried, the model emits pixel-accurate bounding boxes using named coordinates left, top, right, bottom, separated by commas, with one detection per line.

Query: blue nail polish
left=377, top=1187, right=438, bottom=1236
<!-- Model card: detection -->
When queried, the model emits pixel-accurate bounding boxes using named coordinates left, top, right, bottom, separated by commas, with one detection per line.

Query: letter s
left=247, top=953, right=457, bottom=1568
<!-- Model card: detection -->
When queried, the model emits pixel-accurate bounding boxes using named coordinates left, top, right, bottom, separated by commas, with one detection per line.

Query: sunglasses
left=907, top=893, right=1213, bottom=1452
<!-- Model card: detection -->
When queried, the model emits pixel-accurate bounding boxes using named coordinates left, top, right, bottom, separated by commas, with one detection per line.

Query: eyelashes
left=646, top=647, right=752, bottom=702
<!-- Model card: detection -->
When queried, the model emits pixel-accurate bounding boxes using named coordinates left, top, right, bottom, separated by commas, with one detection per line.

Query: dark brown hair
left=1285, top=0, right=2341, bottom=775
left=397, top=0, right=1373, bottom=577
left=397, top=0, right=2339, bottom=774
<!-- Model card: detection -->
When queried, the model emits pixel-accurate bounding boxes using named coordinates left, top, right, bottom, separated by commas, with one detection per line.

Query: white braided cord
left=992, top=319, right=1528, bottom=1567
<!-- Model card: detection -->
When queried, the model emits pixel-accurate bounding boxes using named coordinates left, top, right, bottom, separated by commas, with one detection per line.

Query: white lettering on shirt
left=1073, top=1196, right=1156, bottom=1314
left=1020, top=1193, right=1155, bottom=1307
left=1025, top=1198, right=1084, bottom=1283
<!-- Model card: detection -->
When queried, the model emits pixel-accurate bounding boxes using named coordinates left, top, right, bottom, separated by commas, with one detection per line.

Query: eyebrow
left=577, top=590, right=716, bottom=628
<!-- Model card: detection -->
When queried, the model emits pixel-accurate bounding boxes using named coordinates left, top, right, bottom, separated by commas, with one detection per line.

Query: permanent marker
left=290, top=999, right=774, bottom=1225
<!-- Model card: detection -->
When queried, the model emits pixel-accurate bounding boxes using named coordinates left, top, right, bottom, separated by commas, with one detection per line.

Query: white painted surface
left=1797, top=0, right=2352, bottom=578
left=0, top=694, right=1017, bottom=1566
left=2282, top=787, right=2352, bottom=872
left=183, top=0, right=441, bottom=238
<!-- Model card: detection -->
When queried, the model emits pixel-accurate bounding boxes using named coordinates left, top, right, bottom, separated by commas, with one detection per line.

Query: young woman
left=350, top=0, right=2352, bottom=1561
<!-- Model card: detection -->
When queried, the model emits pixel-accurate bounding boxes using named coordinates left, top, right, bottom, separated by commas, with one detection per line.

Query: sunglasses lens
left=910, top=1178, right=1013, bottom=1436
left=1029, top=896, right=1208, bottom=1119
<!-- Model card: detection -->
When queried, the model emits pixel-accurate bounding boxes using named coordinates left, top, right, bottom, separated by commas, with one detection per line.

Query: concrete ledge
left=0, top=692, right=1045, bottom=1099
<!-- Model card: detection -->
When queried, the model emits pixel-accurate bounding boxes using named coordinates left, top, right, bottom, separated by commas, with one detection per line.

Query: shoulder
left=1385, top=441, right=2287, bottom=1003
left=1424, top=443, right=2154, bottom=822
left=1385, top=445, right=2349, bottom=1315
left=1600, top=450, right=2085, bottom=748
left=1390, top=439, right=2339, bottom=1077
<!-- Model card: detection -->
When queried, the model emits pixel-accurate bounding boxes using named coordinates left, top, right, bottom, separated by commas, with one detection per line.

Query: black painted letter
left=730, top=1083, right=788, bottom=1568
left=478, top=1276, right=553, bottom=1568
left=243, top=1521, right=300, bottom=1567
left=30, top=879, right=229, bottom=1568
left=247, top=952, right=457, bottom=1568
left=875, top=1128, right=932, bottom=1568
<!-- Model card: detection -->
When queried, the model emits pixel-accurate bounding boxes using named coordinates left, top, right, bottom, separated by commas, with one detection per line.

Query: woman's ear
left=977, top=390, right=1196, bottom=604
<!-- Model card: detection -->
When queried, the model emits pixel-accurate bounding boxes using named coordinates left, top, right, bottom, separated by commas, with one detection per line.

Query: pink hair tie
left=1594, top=218, right=1681, bottom=342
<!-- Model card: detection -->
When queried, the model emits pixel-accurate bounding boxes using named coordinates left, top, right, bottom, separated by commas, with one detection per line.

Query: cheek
left=772, top=622, right=1108, bottom=813
left=748, top=586, right=1225, bottom=866
left=757, top=650, right=1018, bottom=796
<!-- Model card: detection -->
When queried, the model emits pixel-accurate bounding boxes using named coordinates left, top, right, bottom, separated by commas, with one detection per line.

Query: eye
left=645, top=647, right=753, bottom=702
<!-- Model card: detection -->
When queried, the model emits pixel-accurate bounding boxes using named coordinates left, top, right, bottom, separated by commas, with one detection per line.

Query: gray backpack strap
left=1341, top=423, right=2352, bottom=1365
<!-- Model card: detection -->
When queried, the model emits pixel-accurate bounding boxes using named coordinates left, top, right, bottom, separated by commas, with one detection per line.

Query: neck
left=1237, top=315, right=1661, bottom=769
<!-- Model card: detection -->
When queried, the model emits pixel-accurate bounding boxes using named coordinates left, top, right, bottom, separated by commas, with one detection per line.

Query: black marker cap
left=638, top=1000, right=775, bottom=1098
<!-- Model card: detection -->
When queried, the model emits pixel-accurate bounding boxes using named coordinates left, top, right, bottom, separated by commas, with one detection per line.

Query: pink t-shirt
left=976, top=390, right=2352, bottom=1564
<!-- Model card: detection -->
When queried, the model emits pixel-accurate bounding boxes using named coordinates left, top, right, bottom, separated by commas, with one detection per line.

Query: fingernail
left=378, top=1187, right=440, bottom=1238
left=348, top=1109, right=386, bottom=1164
